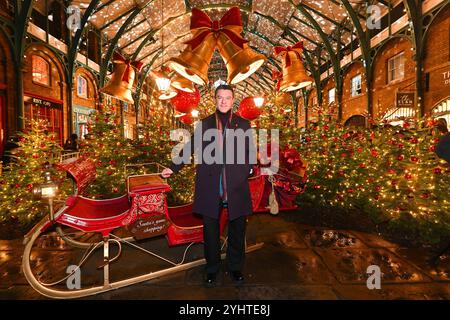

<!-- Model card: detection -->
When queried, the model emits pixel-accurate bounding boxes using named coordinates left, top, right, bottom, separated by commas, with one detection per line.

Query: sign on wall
left=442, top=70, right=450, bottom=86
left=396, top=92, right=415, bottom=108
left=31, top=97, right=61, bottom=109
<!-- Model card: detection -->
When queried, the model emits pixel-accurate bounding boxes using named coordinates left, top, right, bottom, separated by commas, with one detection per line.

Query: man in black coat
left=162, top=84, right=255, bottom=287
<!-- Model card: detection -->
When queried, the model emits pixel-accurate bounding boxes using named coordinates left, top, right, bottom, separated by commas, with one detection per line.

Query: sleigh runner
left=22, top=157, right=258, bottom=299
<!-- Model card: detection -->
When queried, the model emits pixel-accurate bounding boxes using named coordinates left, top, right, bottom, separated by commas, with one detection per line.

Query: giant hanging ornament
left=169, top=7, right=265, bottom=86
left=100, top=53, right=143, bottom=103
left=237, top=96, right=263, bottom=121
left=168, top=8, right=217, bottom=86
left=170, top=87, right=201, bottom=114
left=274, top=42, right=313, bottom=92
left=214, top=7, right=266, bottom=84
left=171, top=74, right=196, bottom=93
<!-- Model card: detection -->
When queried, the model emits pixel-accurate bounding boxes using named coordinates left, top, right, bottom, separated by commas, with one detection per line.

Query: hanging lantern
left=274, top=42, right=313, bottom=92
left=171, top=74, right=196, bottom=93
left=237, top=96, right=263, bottom=121
left=152, top=70, right=178, bottom=100
left=100, top=53, right=143, bottom=103
left=170, top=87, right=201, bottom=113
left=253, top=96, right=265, bottom=108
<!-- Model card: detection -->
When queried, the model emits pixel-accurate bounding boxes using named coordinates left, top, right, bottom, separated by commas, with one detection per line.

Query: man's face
left=215, top=89, right=234, bottom=113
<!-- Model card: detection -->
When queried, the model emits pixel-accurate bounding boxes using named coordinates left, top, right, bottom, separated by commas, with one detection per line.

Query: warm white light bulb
left=156, top=76, right=171, bottom=92
left=254, top=97, right=265, bottom=108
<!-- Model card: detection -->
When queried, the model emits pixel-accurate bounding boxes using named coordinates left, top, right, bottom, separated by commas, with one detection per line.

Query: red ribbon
left=184, top=7, right=248, bottom=50
left=280, top=146, right=305, bottom=173
left=272, top=70, right=282, bottom=81
left=272, top=69, right=282, bottom=91
left=113, top=53, right=144, bottom=82
left=274, top=42, right=304, bottom=67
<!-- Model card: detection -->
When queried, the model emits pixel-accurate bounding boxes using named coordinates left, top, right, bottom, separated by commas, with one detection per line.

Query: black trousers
left=203, top=206, right=247, bottom=274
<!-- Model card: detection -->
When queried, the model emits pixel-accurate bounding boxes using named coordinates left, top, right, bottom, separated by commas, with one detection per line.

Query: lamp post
left=33, top=167, right=59, bottom=220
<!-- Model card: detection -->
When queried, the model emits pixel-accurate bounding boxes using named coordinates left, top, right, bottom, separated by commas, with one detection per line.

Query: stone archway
left=344, top=115, right=366, bottom=128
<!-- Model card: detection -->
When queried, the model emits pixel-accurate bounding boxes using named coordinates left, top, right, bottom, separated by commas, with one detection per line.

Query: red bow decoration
left=272, top=69, right=282, bottom=91
left=184, top=7, right=248, bottom=50
left=274, top=42, right=304, bottom=67
left=113, top=53, right=144, bottom=82
left=280, top=146, right=306, bottom=174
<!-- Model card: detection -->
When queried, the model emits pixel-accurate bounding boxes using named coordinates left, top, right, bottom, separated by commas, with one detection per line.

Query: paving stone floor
left=0, top=212, right=448, bottom=300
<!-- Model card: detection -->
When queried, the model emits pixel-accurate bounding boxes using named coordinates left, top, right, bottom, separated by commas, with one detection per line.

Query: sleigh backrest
left=58, top=156, right=96, bottom=195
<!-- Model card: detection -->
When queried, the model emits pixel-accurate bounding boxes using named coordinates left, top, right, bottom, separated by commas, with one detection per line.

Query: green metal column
left=302, top=89, right=310, bottom=129
left=13, top=0, right=33, bottom=130
left=407, top=0, right=425, bottom=117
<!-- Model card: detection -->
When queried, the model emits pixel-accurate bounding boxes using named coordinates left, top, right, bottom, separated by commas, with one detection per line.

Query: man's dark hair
left=214, top=84, right=234, bottom=97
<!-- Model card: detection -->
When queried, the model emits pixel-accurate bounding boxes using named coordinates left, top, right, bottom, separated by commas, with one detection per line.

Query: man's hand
left=161, top=168, right=174, bottom=178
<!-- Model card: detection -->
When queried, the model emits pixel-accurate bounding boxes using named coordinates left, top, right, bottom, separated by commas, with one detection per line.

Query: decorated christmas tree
left=79, top=99, right=138, bottom=198
left=0, top=118, right=68, bottom=225
left=295, top=106, right=450, bottom=243
left=134, top=99, right=196, bottom=205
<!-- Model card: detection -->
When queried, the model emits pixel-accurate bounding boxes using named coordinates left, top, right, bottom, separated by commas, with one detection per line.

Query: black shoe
left=204, top=273, right=217, bottom=288
left=230, top=271, right=245, bottom=285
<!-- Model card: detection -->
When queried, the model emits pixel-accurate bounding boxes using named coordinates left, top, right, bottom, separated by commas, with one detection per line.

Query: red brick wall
left=371, top=36, right=415, bottom=119
left=423, top=4, right=450, bottom=113
left=23, top=44, right=68, bottom=142
left=342, top=61, right=367, bottom=122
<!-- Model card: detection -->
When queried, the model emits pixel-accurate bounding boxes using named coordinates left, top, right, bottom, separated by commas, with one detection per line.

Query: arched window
left=32, top=55, right=50, bottom=86
left=344, top=115, right=366, bottom=127
left=77, top=75, right=88, bottom=98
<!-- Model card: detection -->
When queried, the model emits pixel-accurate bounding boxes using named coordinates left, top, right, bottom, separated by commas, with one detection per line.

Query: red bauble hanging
left=170, top=87, right=201, bottom=114
left=237, top=97, right=262, bottom=121
left=180, top=114, right=194, bottom=125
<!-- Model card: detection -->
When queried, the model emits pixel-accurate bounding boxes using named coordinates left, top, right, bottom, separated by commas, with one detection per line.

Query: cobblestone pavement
left=0, top=212, right=448, bottom=300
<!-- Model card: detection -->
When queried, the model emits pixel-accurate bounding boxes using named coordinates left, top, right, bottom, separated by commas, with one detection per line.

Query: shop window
left=77, top=75, right=88, bottom=98
left=24, top=102, right=62, bottom=144
left=328, top=88, right=335, bottom=104
left=351, top=74, right=362, bottom=97
left=387, top=52, right=405, bottom=83
left=32, top=55, right=50, bottom=86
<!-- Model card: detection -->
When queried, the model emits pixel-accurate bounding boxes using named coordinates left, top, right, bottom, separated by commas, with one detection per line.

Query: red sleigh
left=21, top=156, right=263, bottom=299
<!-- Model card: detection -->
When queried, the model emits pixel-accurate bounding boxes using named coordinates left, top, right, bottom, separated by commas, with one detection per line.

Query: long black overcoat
left=170, top=112, right=254, bottom=220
